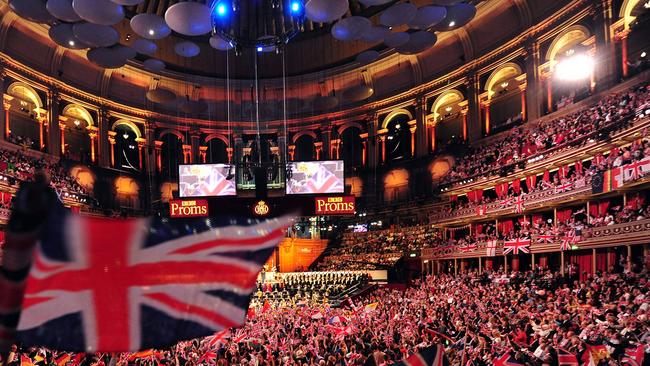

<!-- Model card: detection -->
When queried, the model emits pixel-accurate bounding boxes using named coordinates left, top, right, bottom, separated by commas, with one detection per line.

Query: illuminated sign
left=315, top=196, right=355, bottom=215
left=169, top=199, right=209, bottom=218
left=254, top=200, right=270, bottom=216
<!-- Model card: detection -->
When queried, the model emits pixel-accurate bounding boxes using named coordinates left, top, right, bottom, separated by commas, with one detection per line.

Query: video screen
left=178, top=164, right=236, bottom=198
left=353, top=224, right=368, bottom=233
left=286, top=160, right=345, bottom=195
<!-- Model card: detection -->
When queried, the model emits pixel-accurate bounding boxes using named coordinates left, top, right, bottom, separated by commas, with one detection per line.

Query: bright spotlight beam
left=555, top=54, right=594, bottom=81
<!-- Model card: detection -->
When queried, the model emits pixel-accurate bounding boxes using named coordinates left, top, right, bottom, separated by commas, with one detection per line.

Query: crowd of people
left=0, top=145, right=90, bottom=199
left=442, top=82, right=650, bottom=186
left=6, top=267, right=649, bottom=365
left=253, top=272, right=370, bottom=307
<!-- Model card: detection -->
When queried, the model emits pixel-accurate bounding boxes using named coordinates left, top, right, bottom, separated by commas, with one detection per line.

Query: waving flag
left=557, top=348, right=579, bottom=366
left=393, top=344, right=449, bottom=366
left=493, top=351, right=524, bottom=366
left=513, top=196, right=525, bottom=214
left=12, top=204, right=291, bottom=353
left=536, top=234, right=554, bottom=244
left=486, top=240, right=498, bottom=257
left=503, top=238, right=530, bottom=255
left=621, top=344, right=645, bottom=366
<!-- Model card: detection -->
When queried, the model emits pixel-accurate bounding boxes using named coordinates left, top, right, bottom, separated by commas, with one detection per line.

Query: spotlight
left=215, top=1, right=228, bottom=17
left=449, top=20, right=456, bottom=27
left=148, top=29, right=155, bottom=36
left=641, top=51, right=647, bottom=58
left=555, top=54, right=594, bottom=81
left=289, top=0, right=302, bottom=14
left=256, top=46, right=263, bottom=52
left=68, top=40, right=75, bottom=47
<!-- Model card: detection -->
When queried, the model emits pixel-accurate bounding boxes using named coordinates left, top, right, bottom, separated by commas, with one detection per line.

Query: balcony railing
left=422, top=218, right=650, bottom=259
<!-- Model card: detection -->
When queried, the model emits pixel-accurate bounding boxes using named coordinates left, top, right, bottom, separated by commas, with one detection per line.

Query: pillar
left=314, top=141, right=323, bottom=160
left=560, top=251, right=565, bottom=276
left=98, top=108, right=110, bottom=167
left=48, top=90, right=61, bottom=156
left=288, top=144, right=295, bottom=161
left=367, top=117, right=378, bottom=168
left=483, top=101, right=491, bottom=135
left=415, top=95, right=428, bottom=157
left=378, top=133, right=386, bottom=164
left=59, top=121, right=66, bottom=155
left=408, top=122, right=416, bottom=157
left=627, top=245, right=632, bottom=272
left=154, top=140, right=163, bottom=172
left=330, top=139, right=341, bottom=160
left=466, top=72, right=481, bottom=141
left=454, top=258, right=458, bottom=275
left=459, top=102, right=469, bottom=141
left=0, top=70, right=6, bottom=141
left=136, top=138, right=146, bottom=170
left=233, top=134, right=243, bottom=164
left=182, top=144, right=192, bottom=164
left=478, top=257, right=482, bottom=273
left=430, top=122, right=436, bottom=152
left=546, top=76, right=553, bottom=113
left=87, top=126, right=98, bottom=163
left=523, top=40, right=542, bottom=121
left=199, top=146, right=208, bottom=163
left=321, top=128, right=331, bottom=160
left=620, top=30, right=630, bottom=78
left=108, top=131, right=116, bottom=167
left=145, top=121, right=156, bottom=177
left=3, top=97, right=11, bottom=140
left=37, top=116, right=46, bottom=150
left=190, top=132, right=201, bottom=164
left=519, top=84, right=527, bottom=121
left=504, top=255, right=508, bottom=272
left=226, top=147, right=233, bottom=163
left=359, top=133, right=368, bottom=167
left=593, top=0, right=617, bottom=90
left=592, top=248, right=597, bottom=276
left=531, top=252, right=535, bottom=270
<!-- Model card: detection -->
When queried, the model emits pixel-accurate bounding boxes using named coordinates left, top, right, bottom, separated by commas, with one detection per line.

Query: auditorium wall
left=277, top=238, right=328, bottom=273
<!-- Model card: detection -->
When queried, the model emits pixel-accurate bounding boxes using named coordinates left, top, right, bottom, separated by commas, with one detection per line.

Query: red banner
left=315, top=196, right=355, bottom=215
left=169, top=199, right=209, bottom=218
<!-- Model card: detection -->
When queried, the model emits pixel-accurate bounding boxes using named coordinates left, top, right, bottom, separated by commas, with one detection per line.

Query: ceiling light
left=445, top=106, right=452, bottom=112
left=123, top=133, right=129, bottom=139
left=290, top=0, right=302, bottom=14
left=501, top=81, right=509, bottom=88
left=257, top=46, right=263, bottom=52
left=74, top=120, right=80, bottom=126
left=642, top=51, right=647, bottom=58
left=449, top=20, right=456, bottom=27
left=215, top=2, right=228, bottom=17
left=148, top=29, right=155, bottom=36
left=68, top=40, right=75, bottom=46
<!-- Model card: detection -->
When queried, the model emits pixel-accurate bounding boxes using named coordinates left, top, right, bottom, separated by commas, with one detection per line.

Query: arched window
left=206, top=138, right=229, bottom=163
left=6, top=82, right=44, bottom=150
left=160, top=133, right=183, bottom=179
left=484, top=63, right=525, bottom=133
left=295, top=134, right=315, bottom=161
left=61, top=104, right=95, bottom=163
left=431, top=90, right=465, bottom=149
left=384, top=114, right=412, bottom=162
left=111, top=119, right=142, bottom=171
left=339, top=126, right=363, bottom=167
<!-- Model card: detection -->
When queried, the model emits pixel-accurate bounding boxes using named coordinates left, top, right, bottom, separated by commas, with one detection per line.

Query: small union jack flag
left=13, top=204, right=291, bottom=353
left=393, top=344, right=449, bottom=366
left=536, top=234, right=554, bottom=243
left=513, top=196, right=525, bottom=214
left=554, top=182, right=573, bottom=194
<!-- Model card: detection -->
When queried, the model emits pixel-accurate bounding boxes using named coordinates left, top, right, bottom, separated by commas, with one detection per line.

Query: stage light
left=148, top=29, right=155, bottom=36
left=289, top=0, right=302, bottom=14
left=449, top=21, right=456, bottom=27
left=642, top=51, right=647, bottom=58
left=215, top=2, right=228, bottom=17
left=555, top=54, right=594, bottom=81
left=257, top=46, right=263, bottom=52
left=68, top=40, right=75, bottom=47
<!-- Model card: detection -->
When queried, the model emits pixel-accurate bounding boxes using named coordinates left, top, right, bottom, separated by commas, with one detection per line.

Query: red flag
left=261, top=299, right=271, bottom=313
left=20, top=355, right=34, bottom=366
left=247, top=307, right=256, bottom=319
left=55, top=354, right=71, bottom=366
left=557, top=348, right=579, bottom=366
left=543, top=170, right=550, bottom=182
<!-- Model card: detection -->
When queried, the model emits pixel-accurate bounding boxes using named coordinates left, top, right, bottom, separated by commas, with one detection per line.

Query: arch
left=336, top=121, right=364, bottom=136
left=291, top=130, right=317, bottom=144
left=111, top=119, right=142, bottom=138
left=545, top=25, right=591, bottom=62
left=431, top=89, right=464, bottom=121
left=204, top=133, right=230, bottom=146
left=7, top=82, right=43, bottom=108
left=158, top=129, right=185, bottom=142
left=381, top=108, right=413, bottom=130
left=62, top=104, right=94, bottom=127
left=484, top=62, right=523, bottom=98
left=619, top=0, right=641, bottom=28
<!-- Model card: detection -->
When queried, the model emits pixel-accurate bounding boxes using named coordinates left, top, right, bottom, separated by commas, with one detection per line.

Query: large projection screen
left=178, top=164, right=236, bottom=197
left=286, top=160, right=345, bottom=195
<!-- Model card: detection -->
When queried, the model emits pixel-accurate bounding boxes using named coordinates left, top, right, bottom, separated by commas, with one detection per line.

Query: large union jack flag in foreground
left=13, top=206, right=291, bottom=353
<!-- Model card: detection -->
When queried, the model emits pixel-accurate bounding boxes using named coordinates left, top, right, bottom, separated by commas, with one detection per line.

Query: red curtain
left=499, top=220, right=514, bottom=234
left=557, top=209, right=572, bottom=222
left=598, top=201, right=610, bottom=216
left=569, top=251, right=593, bottom=281
left=450, top=195, right=458, bottom=202
left=596, top=251, right=608, bottom=273
left=526, top=175, right=537, bottom=190
left=543, top=170, right=550, bottom=182
left=538, top=254, right=548, bottom=269
left=511, top=257, right=520, bottom=271
left=495, top=183, right=508, bottom=198
left=589, top=201, right=599, bottom=218
left=467, top=191, right=477, bottom=202
left=558, top=165, right=567, bottom=179
left=475, top=224, right=484, bottom=235
left=512, top=179, right=521, bottom=194
left=533, top=214, right=543, bottom=225
left=485, top=259, right=493, bottom=270
left=575, top=160, right=583, bottom=175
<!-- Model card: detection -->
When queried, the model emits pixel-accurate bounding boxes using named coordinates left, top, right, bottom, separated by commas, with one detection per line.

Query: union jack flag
left=513, top=196, right=525, bottom=214
left=14, top=205, right=291, bottom=352
left=536, top=234, right=554, bottom=243
left=557, top=348, right=579, bottom=366
left=499, top=198, right=512, bottom=207
left=493, top=351, right=524, bottom=366
left=503, top=238, right=530, bottom=255
left=554, top=182, right=573, bottom=194
left=393, top=344, right=449, bottom=366
left=621, top=344, right=645, bottom=366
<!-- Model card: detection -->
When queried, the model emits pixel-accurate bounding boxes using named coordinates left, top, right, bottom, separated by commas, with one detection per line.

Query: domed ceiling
left=9, top=0, right=481, bottom=78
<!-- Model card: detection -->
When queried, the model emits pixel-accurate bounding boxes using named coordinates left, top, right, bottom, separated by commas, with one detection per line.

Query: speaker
left=254, top=166, right=268, bottom=199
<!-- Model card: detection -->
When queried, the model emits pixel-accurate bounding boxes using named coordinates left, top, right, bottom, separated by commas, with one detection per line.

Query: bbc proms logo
left=314, top=196, right=355, bottom=215
left=169, top=199, right=209, bottom=218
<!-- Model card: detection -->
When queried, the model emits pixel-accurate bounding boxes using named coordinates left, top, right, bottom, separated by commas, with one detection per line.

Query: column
left=87, top=126, right=98, bottom=163
left=59, top=120, right=66, bottom=155
left=466, top=72, right=481, bottom=142
left=592, top=248, right=597, bottom=276
left=314, top=141, right=323, bottom=160
left=199, top=146, right=208, bottom=163
left=627, top=245, right=632, bottom=272
left=145, top=121, right=156, bottom=177
left=459, top=101, right=469, bottom=141
left=154, top=140, right=163, bottom=172
left=415, top=95, right=428, bottom=157
left=321, top=128, right=331, bottom=160
left=378, top=133, right=386, bottom=164
left=98, top=108, right=110, bottom=167
left=234, top=134, right=243, bottom=164
left=593, top=0, right=617, bottom=90
left=429, top=121, right=436, bottom=152
left=524, top=40, right=542, bottom=121
left=546, top=76, right=553, bottom=113
left=454, top=258, right=457, bottom=275
left=288, top=145, right=295, bottom=161
left=182, top=144, right=192, bottom=164
left=108, top=131, right=116, bottom=167
left=478, top=257, right=482, bottom=273
left=37, top=116, right=46, bottom=150
left=619, top=30, right=630, bottom=78
left=408, top=121, right=416, bottom=157
left=0, top=70, right=6, bottom=141
left=482, top=100, right=491, bottom=135
left=560, top=250, right=565, bottom=276
left=48, top=90, right=61, bottom=156
left=330, top=139, right=341, bottom=159
left=226, top=147, right=234, bottom=163
left=359, top=133, right=368, bottom=167
left=3, top=97, right=11, bottom=140
left=190, top=132, right=201, bottom=164
left=531, top=252, right=535, bottom=270
left=136, top=137, right=146, bottom=170
left=367, top=116, right=378, bottom=168
left=519, top=83, right=527, bottom=121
